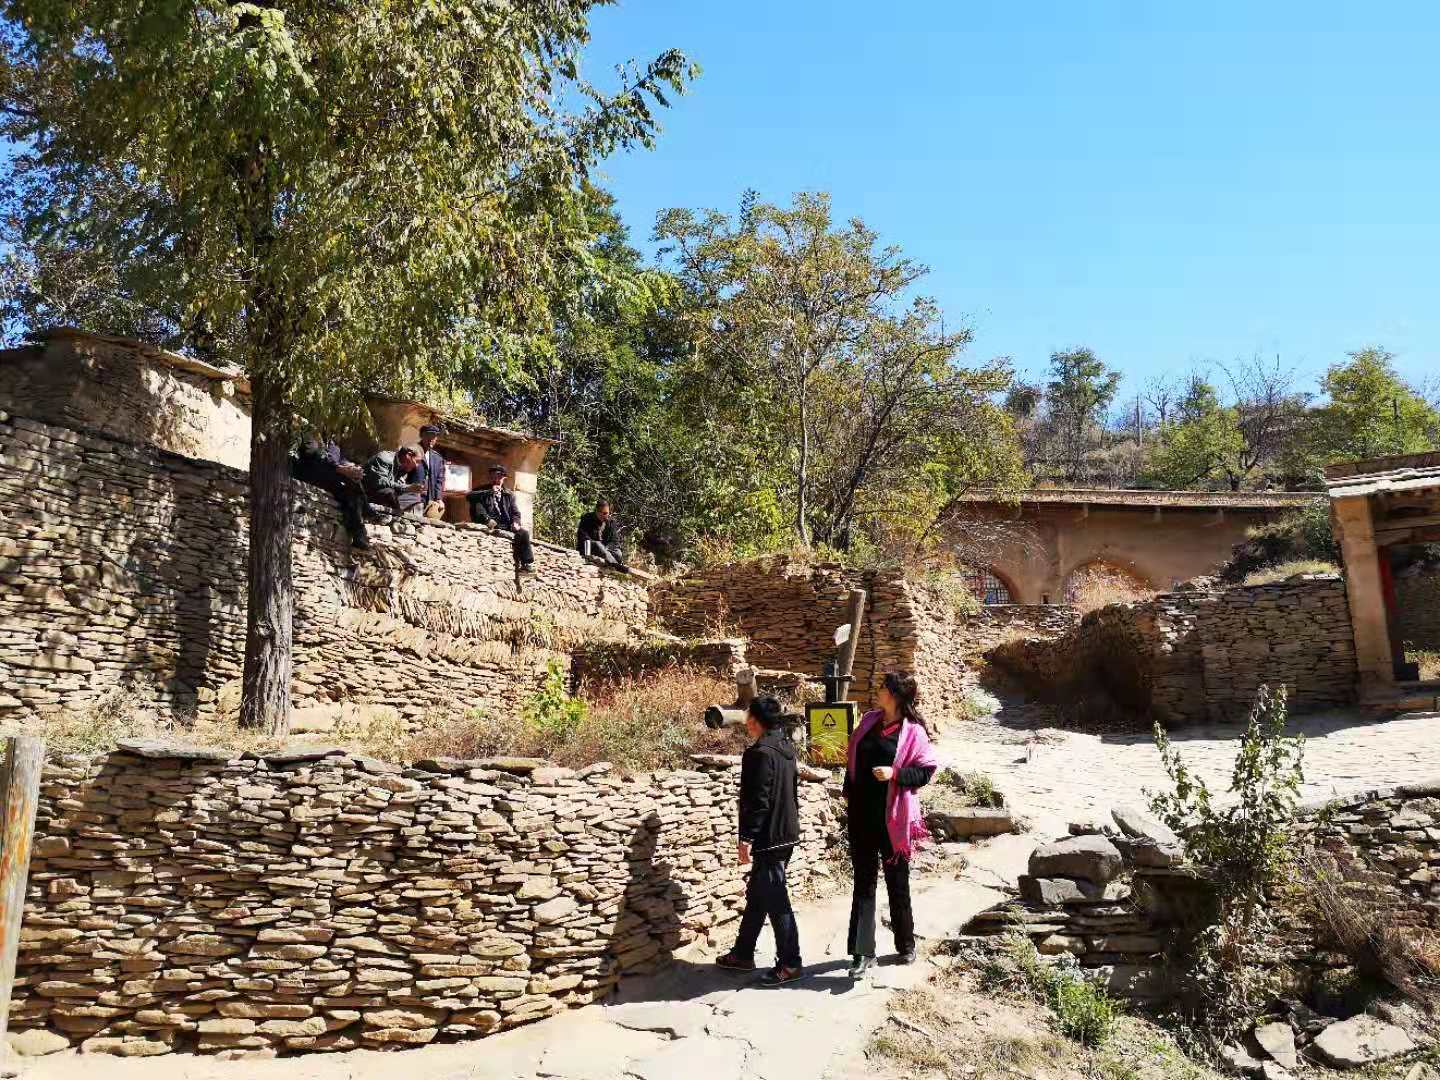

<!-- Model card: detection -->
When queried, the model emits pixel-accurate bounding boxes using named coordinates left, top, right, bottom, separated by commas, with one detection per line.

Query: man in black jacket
left=575, top=498, right=626, bottom=569
left=466, top=464, right=535, bottom=573
left=715, top=696, right=803, bottom=985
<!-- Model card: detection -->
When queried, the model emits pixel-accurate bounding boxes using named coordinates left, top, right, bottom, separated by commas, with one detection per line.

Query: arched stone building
left=950, top=488, right=1320, bottom=605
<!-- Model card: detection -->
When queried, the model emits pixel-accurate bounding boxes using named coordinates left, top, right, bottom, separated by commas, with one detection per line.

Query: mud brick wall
left=0, top=412, right=648, bottom=731
left=991, top=576, right=1358, bottom=727
left=649, top=558, right=1077, bottom=727
left=11, top=743, right=840, bottom=1058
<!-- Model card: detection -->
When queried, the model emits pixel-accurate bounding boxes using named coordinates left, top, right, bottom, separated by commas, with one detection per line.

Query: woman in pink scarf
left=843, top=671, right=938, bottom=978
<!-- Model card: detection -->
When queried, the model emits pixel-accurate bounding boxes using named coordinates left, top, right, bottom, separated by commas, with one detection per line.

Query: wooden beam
left=0, top=736, right=43, bottom=1046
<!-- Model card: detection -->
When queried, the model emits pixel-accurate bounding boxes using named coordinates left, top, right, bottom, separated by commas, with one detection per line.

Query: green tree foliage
left=1044, top=348, right=1121, bottom=484
left=654, top=191, right=1024, bottom=556
left=1307, top=347, right=1440, bottom=465
left=1, top=0, right=694, bottom=733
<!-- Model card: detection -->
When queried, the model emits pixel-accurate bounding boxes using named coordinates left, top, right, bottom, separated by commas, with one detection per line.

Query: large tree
left=1307, top=347, right=1440, bottom=465
left=2, top=0, right=693, bottom=734
left=1044, top=347, right=1121, bottom=484
left=654, top=191, right=1022, bottom=555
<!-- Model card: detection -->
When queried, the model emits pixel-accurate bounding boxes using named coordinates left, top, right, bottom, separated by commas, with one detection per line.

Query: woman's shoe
left=847, top=954, right=873, bottom=978
left=714, top=953, right=755, bottom=972
left=897, top=947, right=917, bottom=965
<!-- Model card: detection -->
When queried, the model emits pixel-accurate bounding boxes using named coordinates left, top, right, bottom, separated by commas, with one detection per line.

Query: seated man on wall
left=467, top=464, right=535, bottom=574
left=417, top=423, right=448, bottom=522
left=292, top=435, right=370, bottom=549
left=576, top=498, right=628, bottom=570
left=363, top=445, right=425, bottom=518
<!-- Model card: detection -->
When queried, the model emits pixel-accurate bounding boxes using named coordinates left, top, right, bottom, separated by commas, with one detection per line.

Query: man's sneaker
left=759, top=965, right=803, bottom=986
left=847, top=954, right=873, bottom=978
left=897, top=947, right=917, bottom=965
left=714, top=953, right=755, bottom=972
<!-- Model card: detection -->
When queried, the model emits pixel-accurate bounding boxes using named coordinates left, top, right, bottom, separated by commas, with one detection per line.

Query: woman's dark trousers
left=731, top=848, right=802, bottom=968
left=846, top=821, right=914, bottom=957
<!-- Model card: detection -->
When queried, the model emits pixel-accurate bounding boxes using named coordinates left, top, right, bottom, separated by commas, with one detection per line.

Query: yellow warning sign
left=806, top=702, right=856, bottom=761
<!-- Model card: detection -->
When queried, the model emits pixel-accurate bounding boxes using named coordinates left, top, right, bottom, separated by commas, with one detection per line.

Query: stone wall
left=10, top=742, right=840, bottom=1058
left=1395, top=569, right=1440, bottom=654
left=649, top=558, right=1077, bottom=727
left=990, top=576, right=1358, bottom=726
left=0, top=412, right=648, bottom=731
left=0, top=331, right=252, bottom=471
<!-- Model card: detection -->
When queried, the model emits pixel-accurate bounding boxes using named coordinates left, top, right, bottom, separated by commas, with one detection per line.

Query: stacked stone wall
left=0, top=412, right=648, bottom=731
left=10, top=743, right=839, bottom=1057
left=1395, top=570, right=1440, bottom=654
left=990, top=576, right=1358, bottom=726
left=650, top=559, right=1077, bottom=726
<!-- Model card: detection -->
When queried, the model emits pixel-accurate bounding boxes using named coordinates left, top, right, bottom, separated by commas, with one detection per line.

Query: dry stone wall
left=0, top=412, right=648, bottom=732
left=11, top=743, right=839, bottom=1058
left=990, top=576, right=1358, bottom=726
left=650, top=558, right=1076, bottom=727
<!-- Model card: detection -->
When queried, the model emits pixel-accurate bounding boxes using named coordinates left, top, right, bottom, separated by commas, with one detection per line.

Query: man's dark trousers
left=731, top=847, right=801, bottom=968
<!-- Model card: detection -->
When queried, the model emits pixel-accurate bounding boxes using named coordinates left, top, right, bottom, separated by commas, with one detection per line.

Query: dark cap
left=489, top=463, right=508, bottom=476
left=419, top=424, right=442, bottom=437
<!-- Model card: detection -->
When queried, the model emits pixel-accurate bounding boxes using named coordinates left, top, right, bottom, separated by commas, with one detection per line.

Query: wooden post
left=835, top=587, right=868, bottom=699
left=0, top=736, right=43, bottom=1046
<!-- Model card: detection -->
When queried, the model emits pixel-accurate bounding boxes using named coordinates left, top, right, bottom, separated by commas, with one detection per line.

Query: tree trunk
left=240, top=374, right=295, bottom=736
left=795, top=381, right=811, bottom=545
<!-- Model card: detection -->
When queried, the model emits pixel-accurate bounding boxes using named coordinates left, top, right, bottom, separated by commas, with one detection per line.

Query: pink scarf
left=846, top=708, right=939, bottom=862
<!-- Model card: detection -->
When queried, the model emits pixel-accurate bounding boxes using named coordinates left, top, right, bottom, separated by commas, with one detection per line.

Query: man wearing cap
left=363, top=445, right=426, bottom=517
left=417, top=424, right=448, bottom=522
left=467, top=464, right=535, bottom=573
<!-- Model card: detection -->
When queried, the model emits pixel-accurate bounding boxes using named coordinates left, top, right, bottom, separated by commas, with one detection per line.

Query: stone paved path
left=945, top=705, right=1440, bottom=836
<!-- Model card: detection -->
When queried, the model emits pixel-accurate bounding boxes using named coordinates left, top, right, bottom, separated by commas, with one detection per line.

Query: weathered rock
left=1253, top=1021, right=1298, bottom=1070
left=1310, top=1015, right=1416, bottom=1069
left=6, top=1029, right=70, bottom=1057
left=1018, top=875, right=1130, bottom=906
left=1114, top=835, right=1183, bottom=868
left=928, top=808, right=1016, bottom=840
left=1111, top=804, right=1181, bottom=849
left=1028, top=835, right=1124, bottom=884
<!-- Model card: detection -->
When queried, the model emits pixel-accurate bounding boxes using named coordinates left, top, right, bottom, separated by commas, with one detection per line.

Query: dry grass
left=1242, top=559, right=1340, bottom=587
left=1409, top=647, right=1440, bottom=680
left=402, top=668, right=745, bottom=773
left=1066, top=565, right=1156, bottom=614
left=1302, top=858, right=1440, bottom=1008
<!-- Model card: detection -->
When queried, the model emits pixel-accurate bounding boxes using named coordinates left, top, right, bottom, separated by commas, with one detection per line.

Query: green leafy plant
left=522, top=660, right=589, bottom=749
left=982, top=931, right=1118, bottom=1048
left=1147, top=684, right=1306, bottom=1043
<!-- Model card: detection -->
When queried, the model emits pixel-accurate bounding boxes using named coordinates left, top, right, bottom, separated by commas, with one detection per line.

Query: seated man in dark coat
left=575, top=498, right=627, bottom=569
left=466, top=464, right=535, bottom=573
left=363, top=446, right=425, bottom=518
left=292, top=435, right=370, bottom=549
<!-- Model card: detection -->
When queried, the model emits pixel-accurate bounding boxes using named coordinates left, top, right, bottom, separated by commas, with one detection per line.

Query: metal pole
left=0, top=736, right=43, bottom=1045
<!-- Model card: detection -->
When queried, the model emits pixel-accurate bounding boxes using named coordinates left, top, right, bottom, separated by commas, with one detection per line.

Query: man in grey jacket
left=363, top=446, right=424, bottom=516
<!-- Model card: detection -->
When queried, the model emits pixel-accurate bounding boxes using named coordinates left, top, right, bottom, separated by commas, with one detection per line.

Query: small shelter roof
left=952, top=487, right=1318, bottom=512
left=1324, top=451, right=1440, bottom=500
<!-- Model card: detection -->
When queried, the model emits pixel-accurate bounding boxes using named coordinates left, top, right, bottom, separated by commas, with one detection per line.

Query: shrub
left=1147, top=684, right=1306, bottom=1042
left=982, top=931, right=1118, bottom=1047
left=958, top=685, right=1003, bottom=721
left=1067, top=565, right=1156, bottom=614
left=1221, top=501, right=1337, bottom=583
left=522, top=659, right=589, bottom=750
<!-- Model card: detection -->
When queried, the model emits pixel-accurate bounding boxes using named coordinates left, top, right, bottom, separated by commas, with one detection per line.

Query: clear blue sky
left=583, top=1, right=1440, bottom=402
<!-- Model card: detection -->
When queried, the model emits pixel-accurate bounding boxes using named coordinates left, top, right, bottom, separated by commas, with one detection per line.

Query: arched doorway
left=1063, top=559, right=1154, bottom=611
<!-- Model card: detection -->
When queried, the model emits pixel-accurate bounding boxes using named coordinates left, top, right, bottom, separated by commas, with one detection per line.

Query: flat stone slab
left=1311, top=1015, right=1416, bottom=1069
left=1028, top=834, right=1124, bottom=884
left=114, top=739, right=232, bottom=762
left=606, top=1002, right=712, bottom=1041
left=536, top=1021, right=665, bottom=1078
left=626, top=1035, right=748, bottom=1080
left=928, top=808, right=1016, bottom=839
left=1254, top=1020, right=1298, bottom=1069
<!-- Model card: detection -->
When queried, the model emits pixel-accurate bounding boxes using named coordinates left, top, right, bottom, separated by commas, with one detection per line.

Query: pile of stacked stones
left=989, top=576, right=1359, bottom=728
left=0, top=412, right=650, bottom=733
left=964, top=805, right=1187, bottom=1000
left=9, top=741, right=838, bottom=1059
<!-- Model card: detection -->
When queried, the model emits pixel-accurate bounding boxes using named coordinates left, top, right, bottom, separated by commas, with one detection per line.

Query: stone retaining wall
left=10, top=743, right=840, bottom=1058
left=650, top=558, right=1076, bottom=727
left=0, top=412, right=648, bottom=731
left=990, top=576, right=1357, bottom=726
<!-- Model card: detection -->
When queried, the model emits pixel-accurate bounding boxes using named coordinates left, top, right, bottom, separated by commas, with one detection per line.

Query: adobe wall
left=0, top=412, right=648, bottom=730
left=0, top=333, right=252, bottom=471
left=649, top=558, right=1077, bottom=727
left=10, top=743, right=840, bottom=1057
left=990, top=576, right=1358, bottom=726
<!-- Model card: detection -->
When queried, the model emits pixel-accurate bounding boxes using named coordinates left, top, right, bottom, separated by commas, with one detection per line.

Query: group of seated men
left=291, top=423, right=626, bottom=573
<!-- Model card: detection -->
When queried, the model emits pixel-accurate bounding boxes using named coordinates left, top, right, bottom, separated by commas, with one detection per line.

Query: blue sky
left=583, top=1, right=1440, bottom=403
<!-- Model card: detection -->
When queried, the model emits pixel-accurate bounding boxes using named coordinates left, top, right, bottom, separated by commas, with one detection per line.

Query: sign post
left=0, top=735, right=43, bottom=1047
